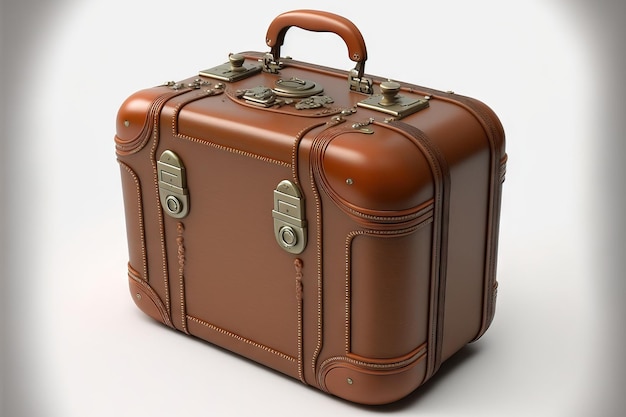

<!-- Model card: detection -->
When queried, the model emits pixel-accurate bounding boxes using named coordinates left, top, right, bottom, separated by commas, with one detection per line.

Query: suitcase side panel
left=387, top=92, right=505, bottom=361
left=418, top=93, right=506, bottom=352
left=294, top=121, right=449, bottom=403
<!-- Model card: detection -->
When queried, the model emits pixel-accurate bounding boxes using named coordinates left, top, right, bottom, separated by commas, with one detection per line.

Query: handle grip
left=266, top=10, right=368, bottom=69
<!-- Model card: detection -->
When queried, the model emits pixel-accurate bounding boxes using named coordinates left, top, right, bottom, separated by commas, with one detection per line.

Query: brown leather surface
left=115, top=10, right=506, bottom=405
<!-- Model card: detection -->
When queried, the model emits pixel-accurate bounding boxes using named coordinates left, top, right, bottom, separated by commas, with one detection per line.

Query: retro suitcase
left=115, top=10, right=506, bottom=405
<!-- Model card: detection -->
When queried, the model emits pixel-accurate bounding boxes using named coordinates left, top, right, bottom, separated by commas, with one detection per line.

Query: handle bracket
left=349, top=63, right=373, bottom=94
left=264, top=10, right=373, bottom=93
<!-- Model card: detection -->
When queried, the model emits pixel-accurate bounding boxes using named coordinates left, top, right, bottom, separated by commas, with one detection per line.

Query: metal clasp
left=262, top=53, right=283, bottom=74
left=272, top=180, right=307, bottom=254
left=157, top=150, right=190, bottom=219
left=348, top=63, right=373, bottom=94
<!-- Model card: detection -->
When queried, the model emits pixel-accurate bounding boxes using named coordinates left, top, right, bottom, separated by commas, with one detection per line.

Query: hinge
left=348, top=64, right=373, bottom=94
left=262, top=53, right=283, bottom=74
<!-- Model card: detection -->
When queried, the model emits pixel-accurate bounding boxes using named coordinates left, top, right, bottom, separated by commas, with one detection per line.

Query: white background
left=2, top=0, right=625, bottom=416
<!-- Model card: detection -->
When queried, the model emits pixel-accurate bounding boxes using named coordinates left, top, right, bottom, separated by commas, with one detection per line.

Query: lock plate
left=272, top=180, right=307, bottom=254
left=157, top=150, right=190, bottom=219
left=357, top=81, right=429, bottom=119
left=358, top=94, right=429, bottom=118
left=199, top=53, right=262, bottom=82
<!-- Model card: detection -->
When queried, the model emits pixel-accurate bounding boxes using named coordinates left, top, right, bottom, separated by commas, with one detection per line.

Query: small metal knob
left=279, top=226, right=298, bottom=248
left=379, top=80, right=401, bottom=106
left=165, top=195, right=182, bottom=215
left=229, top=53, right=246, bottom=72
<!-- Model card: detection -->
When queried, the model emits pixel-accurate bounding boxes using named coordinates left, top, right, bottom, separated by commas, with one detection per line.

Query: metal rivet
left=135, top=293, right=142, bottom=300
left=346, top=178, right=354, bottom=185
left=124, top=120, right=130, bottom=127
left=347, top=378, right=353, bottom=385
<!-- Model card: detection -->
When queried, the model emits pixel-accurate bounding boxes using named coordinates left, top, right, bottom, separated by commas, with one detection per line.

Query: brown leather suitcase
left=114, top=9, right=506, bottom=405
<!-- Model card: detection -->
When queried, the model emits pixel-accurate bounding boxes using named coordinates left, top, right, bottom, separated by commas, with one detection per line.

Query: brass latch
left=357, top=80, right=429, bottom=119
left=199, top=53, right=262, bottom=82
left=157, top=150, right=190, bottom=219
left=272, top=180, right=307, bottom=254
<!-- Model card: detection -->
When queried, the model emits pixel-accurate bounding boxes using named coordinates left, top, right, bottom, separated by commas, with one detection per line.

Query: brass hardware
left=165, top=81, right=186, bottom=90
left=199, top=53, right=262, bottom=82
left=348, top=63, right=373, bottom=94
left=350, top=117, right=375, bottom=134
left=229, top=54, right=246, bottom=72
left=273, top=77, right=324, bottom=98
left=272, top=180, right=307, bottom=254
left=157, top=150, right=190, bottom=219
left=237, top=86, right=277, bottom=107
left=187, top=78, right=212, bottom=89
left=379, top=81, right=401, bottom=106
left=295, top=95, right=334, bottom=110
left=357, top=82, right=429, bottom=119
left=262, top=53, right=283, bottom=74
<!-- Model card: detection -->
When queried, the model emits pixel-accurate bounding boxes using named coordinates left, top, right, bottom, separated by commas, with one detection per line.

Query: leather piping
left=385, top=121, right=451, bottom=382
left=317, top=343, right=428, bottom=394
left=115, top=89, right=189, bottom=156
left=128, top=264, right=174, bottom=328
left=118, top=161, right=148, bottom=282
left=423, top=93, right=504, bottom=340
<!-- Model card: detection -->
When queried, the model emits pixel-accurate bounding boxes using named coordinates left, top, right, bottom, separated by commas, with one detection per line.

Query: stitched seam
left=339, top=205, right=431, bottom=223
left=291, top=121, right=329, bottom=184
left=294, top=259, right=305, bottom=384
left=186, top=315, right=296, bottom=363
left=320, top=345, right=427, bottom=372
left=177, top=222, right=188, bottom=334
left=178, top=133, right=290, bottom=167
left=118, top=162, right=148, bottom=282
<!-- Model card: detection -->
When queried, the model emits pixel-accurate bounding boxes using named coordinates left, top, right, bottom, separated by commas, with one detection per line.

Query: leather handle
left=266, top=10, right=368, bottom=66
